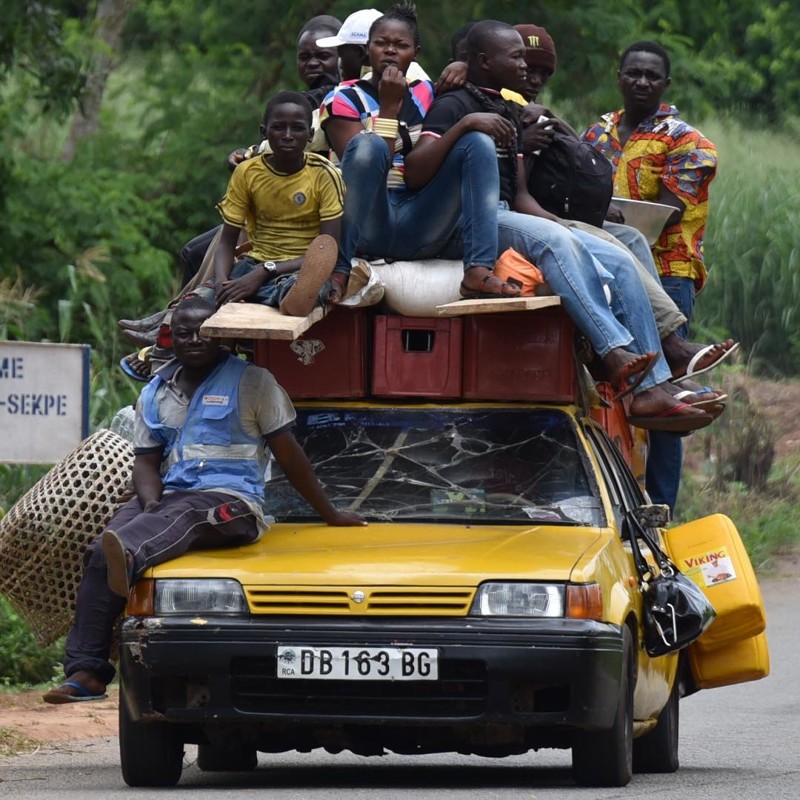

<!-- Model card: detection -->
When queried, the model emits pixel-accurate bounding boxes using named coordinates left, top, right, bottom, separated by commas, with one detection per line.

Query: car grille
left=231, top=655, right=487, bottom=718
left=244, top=586, right=475, bottom=615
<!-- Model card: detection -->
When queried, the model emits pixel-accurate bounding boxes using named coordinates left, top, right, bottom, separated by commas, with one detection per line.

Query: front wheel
left=633, top=673, right=679, bottom=773
left=119, top=688, right=184, bottom=787
left=572, top=626, right=634, bottom=787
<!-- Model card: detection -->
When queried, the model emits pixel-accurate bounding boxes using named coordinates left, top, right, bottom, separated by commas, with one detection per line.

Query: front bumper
left=120, top=615, right=624, bottom=734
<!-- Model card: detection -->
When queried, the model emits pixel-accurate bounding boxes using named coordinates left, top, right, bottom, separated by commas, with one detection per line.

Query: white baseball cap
left=316, top=8, right=382, bottom=47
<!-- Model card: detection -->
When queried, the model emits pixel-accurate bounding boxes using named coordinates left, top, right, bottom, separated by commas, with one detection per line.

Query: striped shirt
left=319, top=77, right=435, bottom=190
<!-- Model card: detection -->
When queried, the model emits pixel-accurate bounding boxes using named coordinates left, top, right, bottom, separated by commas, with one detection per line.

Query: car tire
left=119, top=688, right=184, bottom=787
left=633, top=673, right=679, bottom=773
left=197, top=743, right=258, bottom=772
left=571, top=626, right=634, bottom=787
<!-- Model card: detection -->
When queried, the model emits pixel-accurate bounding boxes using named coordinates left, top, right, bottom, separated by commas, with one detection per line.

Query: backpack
left=526, top=133, right=613, bottom=228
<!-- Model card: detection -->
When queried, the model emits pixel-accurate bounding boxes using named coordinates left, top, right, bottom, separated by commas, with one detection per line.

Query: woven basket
left=0, top=429, right=134, bottom=645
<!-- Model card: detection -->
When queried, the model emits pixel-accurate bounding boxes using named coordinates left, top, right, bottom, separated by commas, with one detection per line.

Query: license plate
left=276, top=646, right=438, bottom=680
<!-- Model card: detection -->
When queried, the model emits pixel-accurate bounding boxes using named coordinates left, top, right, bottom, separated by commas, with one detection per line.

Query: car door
left=580, top=420, right=677, bottom=720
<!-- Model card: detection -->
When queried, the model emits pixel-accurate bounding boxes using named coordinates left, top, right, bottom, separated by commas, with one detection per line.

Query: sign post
left=0, top=342, right=91, bottom=464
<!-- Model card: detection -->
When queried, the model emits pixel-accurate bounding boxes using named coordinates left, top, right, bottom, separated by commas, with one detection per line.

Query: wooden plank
left=436, top=295, right=562, bottom=317
left=200, top=304, right=325, bottom=340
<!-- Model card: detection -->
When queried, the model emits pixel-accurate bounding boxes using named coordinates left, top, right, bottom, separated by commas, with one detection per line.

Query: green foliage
left=676, top=473, right=800, bottom=572
left=676, top=370, right=800, bottom=570
left=0, top=0, right=85, bottom=116
left=0, top=464, right=48, bottom=519
left=695, top=117, right=800, bottom=376
left=0, top=595, right=63, bottom=686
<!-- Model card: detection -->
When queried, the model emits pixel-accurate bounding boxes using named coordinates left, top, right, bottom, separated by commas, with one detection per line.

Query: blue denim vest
left=140, top=355, right=265, bottom=508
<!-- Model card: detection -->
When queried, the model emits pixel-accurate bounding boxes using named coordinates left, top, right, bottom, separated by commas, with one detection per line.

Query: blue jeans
left=658, top=276, right=695, bottom=338
left=646, top=276, right=696, bottom=512
left=496, top=210, right=671, bottom=391
left=229, top=258, right=329, bottom=309
left=337, top=131, right=500, bottom=272
left=603, top=221, right=660, bottom=280
left=603, top=221, right=687, bottom=338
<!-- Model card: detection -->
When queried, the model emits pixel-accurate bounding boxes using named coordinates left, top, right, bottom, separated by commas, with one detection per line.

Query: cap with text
left=316, top=9, right=383, bottom=47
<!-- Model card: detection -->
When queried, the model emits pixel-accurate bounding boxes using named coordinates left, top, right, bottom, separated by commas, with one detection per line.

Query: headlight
left=470, top=582, right=565, bottom=617
left=154, top=579, right=248, bottom=615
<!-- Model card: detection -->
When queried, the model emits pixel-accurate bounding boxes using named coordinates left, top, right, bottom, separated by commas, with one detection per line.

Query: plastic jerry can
left=663, top=514, right=766, bottom=648
left=688, top=631, right=770, bottom=689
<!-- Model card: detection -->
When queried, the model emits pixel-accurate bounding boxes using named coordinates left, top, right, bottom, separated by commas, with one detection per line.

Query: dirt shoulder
left=0, top=686, right=118, bottom=753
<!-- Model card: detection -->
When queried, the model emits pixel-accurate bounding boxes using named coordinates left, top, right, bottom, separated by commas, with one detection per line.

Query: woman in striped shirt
left=320, top=2, right=519, bottom=297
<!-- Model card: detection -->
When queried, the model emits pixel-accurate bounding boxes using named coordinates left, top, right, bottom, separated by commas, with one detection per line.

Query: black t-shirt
left=421, top=88, right=522, bottom=204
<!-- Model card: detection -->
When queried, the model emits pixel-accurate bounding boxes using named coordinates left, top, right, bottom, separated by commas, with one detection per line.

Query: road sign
left=0, top=341, right=91, bottom=464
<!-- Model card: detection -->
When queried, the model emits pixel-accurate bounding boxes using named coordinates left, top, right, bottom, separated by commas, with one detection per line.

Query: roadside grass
left=675, top=472, right=800, bottom=572
left=0, top=727, right=40, bottom=756
left=677, top=368, right=800, bottom=571
left=697, top=117, right=800, bottom=376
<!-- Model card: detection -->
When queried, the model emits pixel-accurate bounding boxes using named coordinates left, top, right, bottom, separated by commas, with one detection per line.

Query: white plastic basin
left=610, top=197, right=676, bottom=245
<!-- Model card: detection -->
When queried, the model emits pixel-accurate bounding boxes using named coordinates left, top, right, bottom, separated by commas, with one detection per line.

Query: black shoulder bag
left=624, top=511, right=716, bottom=657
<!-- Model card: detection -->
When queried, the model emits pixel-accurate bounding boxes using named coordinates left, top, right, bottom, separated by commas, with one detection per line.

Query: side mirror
left=633, top=503, right=671, bottom=529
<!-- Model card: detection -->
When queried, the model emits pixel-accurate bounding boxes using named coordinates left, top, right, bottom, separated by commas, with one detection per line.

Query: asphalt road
left=1, top=577, right=798, bottom=800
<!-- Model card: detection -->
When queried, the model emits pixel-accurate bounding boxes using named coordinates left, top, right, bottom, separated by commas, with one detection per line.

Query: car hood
left=148, top=522, right=604, bottom=586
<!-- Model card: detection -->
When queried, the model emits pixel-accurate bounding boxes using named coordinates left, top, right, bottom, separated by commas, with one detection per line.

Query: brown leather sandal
left=459, top=270, right=521, bottom=299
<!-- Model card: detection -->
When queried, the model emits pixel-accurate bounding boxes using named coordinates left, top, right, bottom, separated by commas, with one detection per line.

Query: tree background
left=2, top=0, right=800, bottom=395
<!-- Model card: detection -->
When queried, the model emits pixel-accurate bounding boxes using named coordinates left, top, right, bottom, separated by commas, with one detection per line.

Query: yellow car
left=117, top=401, right=764, bottom=788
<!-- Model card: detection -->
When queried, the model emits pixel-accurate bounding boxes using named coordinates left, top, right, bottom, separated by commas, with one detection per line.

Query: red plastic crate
left=253, top=310, right=367, bottom=399
left=590, top=382, right=635, bottom=465
left=462, top=309, right=577, bottom=402
left=372, top=316, right=463, bottom=398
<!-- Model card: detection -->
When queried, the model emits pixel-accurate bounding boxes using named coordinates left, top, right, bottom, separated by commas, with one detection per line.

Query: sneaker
left=279, top=234, right=338, bottom=316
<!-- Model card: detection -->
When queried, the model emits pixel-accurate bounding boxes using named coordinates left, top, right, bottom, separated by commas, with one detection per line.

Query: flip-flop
left=119, top=352, right=151, bottom=382
left=669, top=342, right=740, bottom=383
left=628, top=402, right=715, bottom=433
left=612, top=352, right=660, bottom=402
left=42, top=681, right=108, bottom=705
left=280, top=234, right=338, bottom=317
left=674, top=388, right=729, bottom=410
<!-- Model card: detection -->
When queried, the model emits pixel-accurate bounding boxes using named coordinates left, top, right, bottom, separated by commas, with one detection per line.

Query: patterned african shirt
left=582, top=104, right=717, bottom=290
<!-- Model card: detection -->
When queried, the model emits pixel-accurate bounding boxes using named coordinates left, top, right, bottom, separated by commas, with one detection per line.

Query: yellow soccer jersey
left=216, top=152, right=344, bottom=262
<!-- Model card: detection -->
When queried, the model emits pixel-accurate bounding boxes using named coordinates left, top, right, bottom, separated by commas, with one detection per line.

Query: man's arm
left=132, top=450, right=164, bottom=511
left=513, top=157, right=559, bottom=221
left=268, top=430, right=366, bottom=526
left=212, top=222, right=242, bottom=288
left=656, top=183, right=685, bottom=226
left=404, top=112, right=516, bottom=189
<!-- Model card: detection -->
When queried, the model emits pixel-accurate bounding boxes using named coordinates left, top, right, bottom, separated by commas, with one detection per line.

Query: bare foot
left=602, top=348, right=659, bottom=399
left=664, top=380, right=725, bottom=402
left=42, top=670, right=107, bottom=704
left=460, top=266, right=520, bottom=298
left=662, top=335, right=737, bottom=379
left=629, top=384, right=709, bottom=418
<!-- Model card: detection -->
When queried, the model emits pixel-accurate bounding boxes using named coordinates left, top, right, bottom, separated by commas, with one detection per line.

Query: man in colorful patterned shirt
left=582, top=40, right=717, bottom=302
left=582, top=40, right=719, bottom=512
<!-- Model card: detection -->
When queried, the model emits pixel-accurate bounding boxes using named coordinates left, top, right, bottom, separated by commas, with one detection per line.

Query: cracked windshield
left=265, top=408, right=603, bottom=525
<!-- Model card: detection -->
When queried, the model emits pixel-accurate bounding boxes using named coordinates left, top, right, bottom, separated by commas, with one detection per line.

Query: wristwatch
left=262, top=261, right=278, bottom=278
